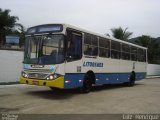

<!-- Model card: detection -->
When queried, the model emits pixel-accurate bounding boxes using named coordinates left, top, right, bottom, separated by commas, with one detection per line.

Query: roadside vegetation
left=0, top=8, right=25, bottom=48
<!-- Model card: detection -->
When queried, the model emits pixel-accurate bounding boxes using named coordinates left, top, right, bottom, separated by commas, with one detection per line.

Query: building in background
left=0, top=35, right=23, bottom=50
left=6, top=35, right=19, bottom=44
left=5, top=35, right=20, bottom=49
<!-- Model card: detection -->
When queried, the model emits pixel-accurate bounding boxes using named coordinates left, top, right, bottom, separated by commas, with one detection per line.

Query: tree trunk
left=0, top=28, right=6, bottom=47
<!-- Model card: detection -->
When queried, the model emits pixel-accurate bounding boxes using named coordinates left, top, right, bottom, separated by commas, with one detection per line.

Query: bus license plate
left=32, top=80, right=39, bottom=85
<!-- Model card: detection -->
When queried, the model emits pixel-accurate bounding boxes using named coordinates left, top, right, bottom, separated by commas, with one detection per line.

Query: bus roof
left=27, top=23, right=147, bottom=50
left=63, top=23, right=147, bottom=50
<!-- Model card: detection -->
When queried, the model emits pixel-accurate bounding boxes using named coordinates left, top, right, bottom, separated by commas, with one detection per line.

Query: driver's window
left=67, top=29, right=82, bottom=61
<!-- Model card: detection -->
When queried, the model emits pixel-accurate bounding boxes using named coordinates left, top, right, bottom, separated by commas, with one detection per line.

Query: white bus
left=20, top=23, right=147, bottom=93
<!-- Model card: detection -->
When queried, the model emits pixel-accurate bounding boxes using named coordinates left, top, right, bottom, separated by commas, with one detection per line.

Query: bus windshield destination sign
left=27, top=25, right=63, bottom=34
left=38, top=26, right=61, bottom=32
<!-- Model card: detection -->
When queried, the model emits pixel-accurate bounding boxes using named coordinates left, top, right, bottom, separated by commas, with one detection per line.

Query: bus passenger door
left=64, top=29, right=83, bottom=88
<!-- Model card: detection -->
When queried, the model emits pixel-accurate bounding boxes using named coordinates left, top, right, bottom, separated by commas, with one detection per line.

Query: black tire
left=80, top=74, right=93, bottom=93
left=128, top=71, right=136, bottom=87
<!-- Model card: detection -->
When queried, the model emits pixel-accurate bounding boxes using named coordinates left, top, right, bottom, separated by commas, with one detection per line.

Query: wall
left=0, top=50, right=23, bottom=83
left=147, top=64, right=160, bottom=76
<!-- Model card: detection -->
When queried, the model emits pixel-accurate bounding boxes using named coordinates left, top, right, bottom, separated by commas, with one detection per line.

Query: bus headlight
left=46, top=74, right=60, bottom=80
left=21, top=71, right=28, bottom=78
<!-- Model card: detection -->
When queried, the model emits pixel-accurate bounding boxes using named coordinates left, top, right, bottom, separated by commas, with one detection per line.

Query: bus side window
left=99, top=37, right=110, bottom=58
left=92, top=47, right=98, bottom=56
left=84, top=45, right=92, bottom=55
left=137, top=48, right=146, bottom=62
left=111, top=41, right=120, bottom=59
left=122, top=44, right=130, bottom=60
left=131, top=46, right=137, bottom=61
left=84, top=33, right=98, bottom=56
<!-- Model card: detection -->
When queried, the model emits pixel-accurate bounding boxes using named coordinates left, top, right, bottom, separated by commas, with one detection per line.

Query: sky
left=0, top=0, right=160, bottom=38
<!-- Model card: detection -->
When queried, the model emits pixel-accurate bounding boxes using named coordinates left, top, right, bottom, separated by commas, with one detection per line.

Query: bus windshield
left=24, top=34, right=64, bottom=64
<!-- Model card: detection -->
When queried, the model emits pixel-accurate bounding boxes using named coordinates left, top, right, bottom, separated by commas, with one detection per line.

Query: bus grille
left=28, top=73, right=48, bottom=80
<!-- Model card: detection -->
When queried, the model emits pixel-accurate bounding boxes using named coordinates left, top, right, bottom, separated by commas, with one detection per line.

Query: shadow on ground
left=25, top=82, right=145, bottom=100
left=25, top=88, right=78, bottom=100
left=92, top=83, right=144, bottom=92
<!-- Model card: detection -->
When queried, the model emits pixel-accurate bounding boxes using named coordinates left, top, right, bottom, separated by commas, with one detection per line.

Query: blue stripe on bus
left=64, top=72, right=146, bottom=88
left=64, top=73, right=84, bottom=88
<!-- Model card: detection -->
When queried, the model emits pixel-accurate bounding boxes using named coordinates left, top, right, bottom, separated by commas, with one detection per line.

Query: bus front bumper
left=20, top=76, right=64, bottom=89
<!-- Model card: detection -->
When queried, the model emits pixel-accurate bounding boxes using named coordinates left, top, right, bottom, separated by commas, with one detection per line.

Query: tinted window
left=111, top=41, right=120, bottom=50
left=99, top=37, right=110, bottom=58
left=121, top=44, right=130, bottom=60
left=84, top=33, right=98, bottom=56
left=131, top=46, right=137, bottom=61
left=92, top=36, right=98, bottom=46
left=111, top=41, right=120, bottom=59
left=137, top=48, right=146, bottom=62
left=84, top=34, right=91, bottom=44
left=99, top=38, right=110, bottom=48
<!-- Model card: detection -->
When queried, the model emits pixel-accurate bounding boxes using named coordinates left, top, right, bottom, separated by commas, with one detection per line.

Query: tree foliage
left=135, top=35, right=153, bottom=47
left=0, top=8, right=19, bottom=45
left=13, top=23, right=26, bottom=47
left=135, top=35, right=160, bottom=64
left=110, top=27, right=133, bottom=41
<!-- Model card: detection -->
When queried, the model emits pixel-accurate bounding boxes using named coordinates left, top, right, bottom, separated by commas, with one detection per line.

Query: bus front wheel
left=80, top=74, right=93, bottom=93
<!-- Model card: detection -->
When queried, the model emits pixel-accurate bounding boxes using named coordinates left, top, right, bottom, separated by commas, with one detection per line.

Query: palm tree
left=0, top=8, right=19, bottom=46
left=110, top=27, right=133, bottom=41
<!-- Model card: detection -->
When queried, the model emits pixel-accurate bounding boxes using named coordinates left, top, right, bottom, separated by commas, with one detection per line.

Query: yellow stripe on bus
left=20, top=76, right=64, bottom=88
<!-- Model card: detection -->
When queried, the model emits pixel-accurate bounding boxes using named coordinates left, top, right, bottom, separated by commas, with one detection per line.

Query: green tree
left=135, top=35, right=159, bottom=63
left=135, top=35, right=153, bottom=47
left=0, top=8, right=19, bottom=46
left=110, top=27, right=133, bottom=41
left=13, top=23, right=26, bottom=47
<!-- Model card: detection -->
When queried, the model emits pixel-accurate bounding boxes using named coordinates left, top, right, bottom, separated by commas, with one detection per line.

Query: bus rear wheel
left=128, top=71, right=136, bottom=87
